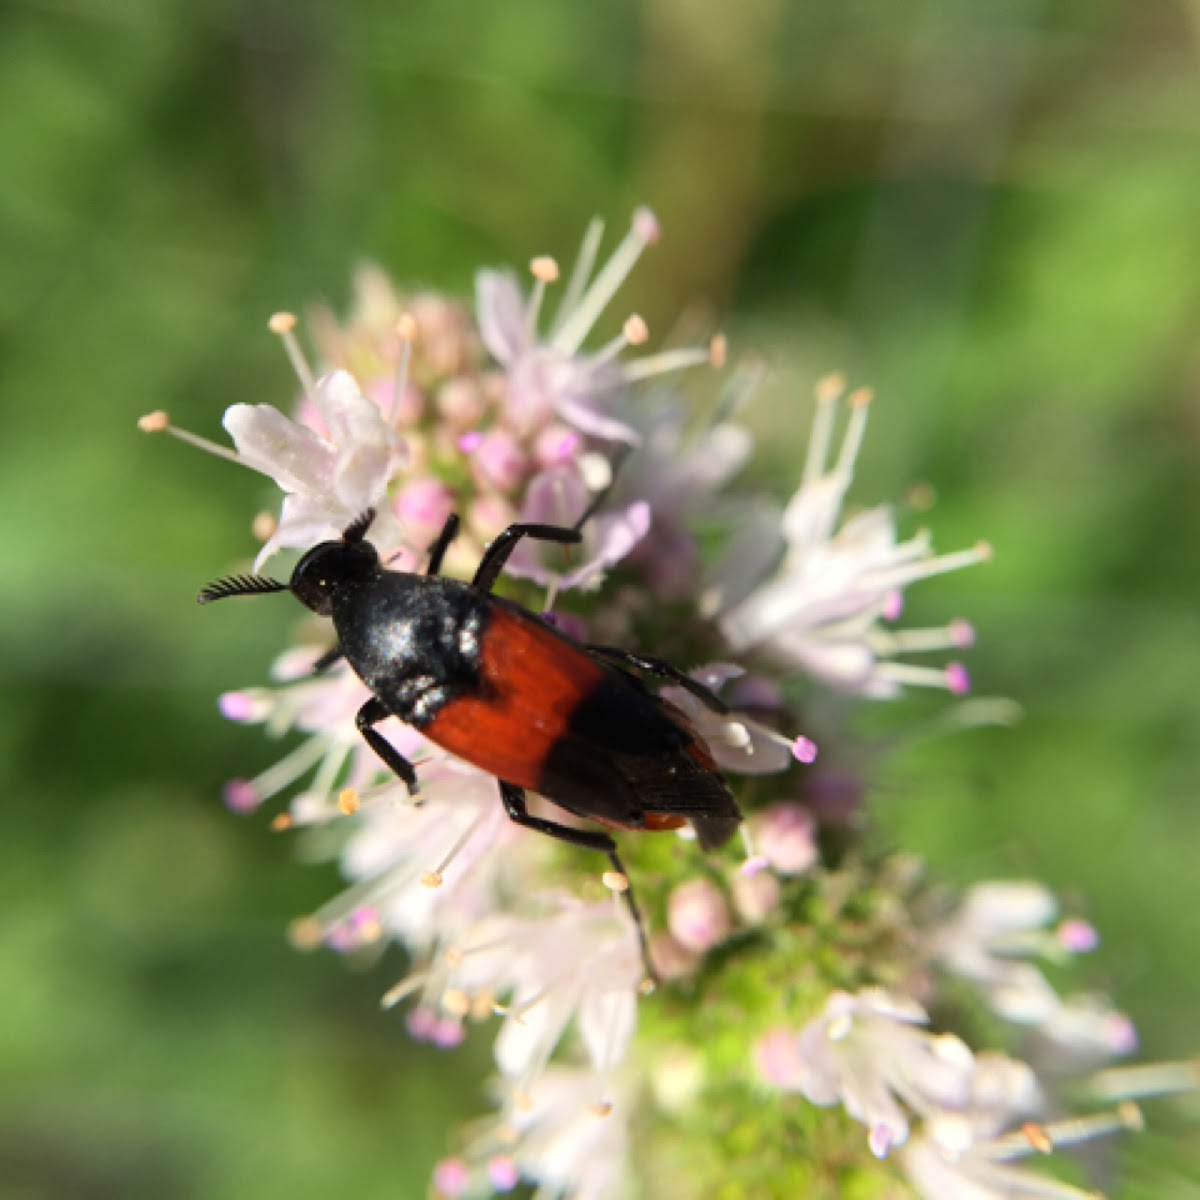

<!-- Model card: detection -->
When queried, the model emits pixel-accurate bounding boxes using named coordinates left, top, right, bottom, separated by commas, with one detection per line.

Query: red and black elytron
left=199, top=508, right=741, bottom=979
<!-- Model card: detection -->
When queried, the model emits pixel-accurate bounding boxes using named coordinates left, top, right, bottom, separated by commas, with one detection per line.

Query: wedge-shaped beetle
left=200, top=509, right=741, bottom=978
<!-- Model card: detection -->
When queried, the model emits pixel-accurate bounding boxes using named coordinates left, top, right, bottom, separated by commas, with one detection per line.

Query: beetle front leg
left=471, top=523, right=582, bottom=594
left=355, top=697, right=419, bottom=796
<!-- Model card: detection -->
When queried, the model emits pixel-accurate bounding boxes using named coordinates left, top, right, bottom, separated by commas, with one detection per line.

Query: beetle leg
left=499, top=781, right=658, bottom=987
left=471, top=523, right=582, bottom=594
left=586, top=644, right=730, bottom=715
left=355, top=697, right=419, bottom=796
left=310, top=644, right=344, bottom=675
left=424, top=512, right=461, bottom=577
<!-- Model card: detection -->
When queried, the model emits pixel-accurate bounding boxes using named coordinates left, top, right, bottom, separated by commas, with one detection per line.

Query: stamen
left=738, top=824, right=767, bottom=875
left=390, top=314, right=417, bottom=426
left=244, top=736, right=331, bottom=807
left=864, top=541, right=993, bottom=592
left=590, top=313, right=648, bottom=369
left=270, top=813, right=293, bottom=832
left=874, top=620, right=976, bottom=654
left=708, top=333, right=727, bottom=368
left=803, top=374, right=845, bottom=486
left=602, top=870, right=629, bottom=893
left=833, top=388, right=872, bottom=479
left=990, top=1105, right=1144, bottom=1159
left=337, top=788, right=361, bottom=816
left=620, top=344, right=712, bottom=383
left=137, top=411, right=244, bottom=466
left=308, top=743, right=350, bottom=814
left=551, top=217, right=605, bottom=339
left=381, top=970, right=429, bottom=1010
left=876, top=662, right=971, bottom=692
left=524, top=255, right=560, bottom=342
left=554, top=209, right=660, bottom=355
left=425, top=812, right=485, bottom=886
left=1090, top=1058, right=1200, bottom=1102
left=268, top=311, right=317, bottom=400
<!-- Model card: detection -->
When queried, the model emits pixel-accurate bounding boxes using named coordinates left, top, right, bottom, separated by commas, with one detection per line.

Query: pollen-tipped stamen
left=233, top=732, right=330, bottom=806
left=268, top=311, right=318, bottom=401
left=802, top=373, right=846, bottom=486
left=525, top=256, right=560, bottom=341
left=875, top=661, right=972, bottom=693
left=582, top=313, right=647, bottom=374
left=865, top=541, right=994, bottom=593
left=871, top=619, right=977, bottom=655
left=833, top=388, right=873, bottom=480
left=390, top=314, right=417, bottom=426
left=620, top=341, right=716, bottom=383
left=138, top=411, right=244, bottom=466
left=1089, top=1058, right=1200, bottom=1103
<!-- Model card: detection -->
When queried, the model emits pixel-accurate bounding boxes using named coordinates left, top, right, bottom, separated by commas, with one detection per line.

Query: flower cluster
left=143, top=210, right=1190, bottom=1198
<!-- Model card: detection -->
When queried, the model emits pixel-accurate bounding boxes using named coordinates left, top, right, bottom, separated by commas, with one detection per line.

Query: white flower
left=718, top=376, right=989, bottom=697
left=224, top=369, right=407, bottom=567
left=332, top=760, right=518, bottom=957
left=492, top=898, right=642, bottom=1091
left=476, top=209, right=718, bottom=444
left=619, top=394, right=754, bottom=598
left=926, top=881, right=1108, bottom=1028
left=782, top=989, right=976, bottom=1158
left=497, top=1067, right=634, bottom=1200
left=901, top=1053, right=1141, bottom=1200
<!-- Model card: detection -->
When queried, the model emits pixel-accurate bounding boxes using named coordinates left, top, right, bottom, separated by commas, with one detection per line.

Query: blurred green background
left=2, top=0, right=1198, bottom=1196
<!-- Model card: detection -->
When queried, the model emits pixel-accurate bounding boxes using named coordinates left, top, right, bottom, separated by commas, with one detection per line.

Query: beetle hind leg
left=498, top=781, right=658, bottom=988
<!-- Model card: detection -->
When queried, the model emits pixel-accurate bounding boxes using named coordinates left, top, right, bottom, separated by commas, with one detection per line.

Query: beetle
left=199, top=508, right=741, bottom=981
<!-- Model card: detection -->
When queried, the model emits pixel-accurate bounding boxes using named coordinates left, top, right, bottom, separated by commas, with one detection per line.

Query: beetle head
left=198, top=508, right=380, bottom=613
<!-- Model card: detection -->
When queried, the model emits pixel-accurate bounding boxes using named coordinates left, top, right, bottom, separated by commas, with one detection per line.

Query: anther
left=252, top=510, right=278, bottom=541
left=815, top=372, right=846, bottom=404
left=623, top=314, right=649, bottom=345
left=138, top=410, right=170, bottom=433
left=270, top=813, right=293, bottom=832
left=395, top=312, right=419, bottom=343
left=287, top=915, right=324, bottom=951
left=602, top=870, right=629, bottom=893
left=1022, top=1122, right=1054, bottom=1154
left=442, top=989, right=471, bottom=1018
left=708, top=333, right=727, bottom=368
left=791, top=735, right=819, bottom=764
left=337, top=788, right=361, bottom=816
left=421, top=870, right=444, bottom=889
left=268, top=310, right=317, bottom=399
left=530, top=256, right=560, bottom=283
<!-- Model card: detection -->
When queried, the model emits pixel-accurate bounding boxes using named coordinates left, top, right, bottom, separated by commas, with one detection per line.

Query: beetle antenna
left=342, top=508, right=376, bottom=544
left=198, top=574, right=288, bottom=604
